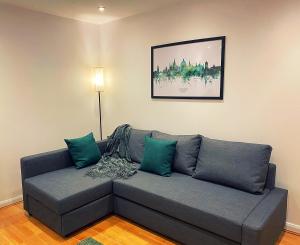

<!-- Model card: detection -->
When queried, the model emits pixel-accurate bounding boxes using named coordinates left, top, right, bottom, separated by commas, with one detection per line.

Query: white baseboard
left=0, top=195, right=23, bottom=208
left=286, top=222, right=300, bottom=234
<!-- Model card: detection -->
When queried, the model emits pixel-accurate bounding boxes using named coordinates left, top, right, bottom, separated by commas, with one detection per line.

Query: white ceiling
left=0, top=0, right=182, bottom=25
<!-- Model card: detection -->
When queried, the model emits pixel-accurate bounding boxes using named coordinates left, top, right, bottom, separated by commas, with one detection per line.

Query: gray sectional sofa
left=21, top=129, right=287, bottom=245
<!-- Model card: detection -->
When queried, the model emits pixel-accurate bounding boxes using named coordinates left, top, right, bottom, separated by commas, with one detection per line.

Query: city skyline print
left=151, top=36, right=225, bottom=99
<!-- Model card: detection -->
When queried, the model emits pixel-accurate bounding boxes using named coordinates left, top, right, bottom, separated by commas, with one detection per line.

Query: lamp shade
left=92, top=67, right=104, bottom=92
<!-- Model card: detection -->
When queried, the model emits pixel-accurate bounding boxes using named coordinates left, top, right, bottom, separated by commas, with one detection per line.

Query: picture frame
left=151, top=36, right=225, bottom=99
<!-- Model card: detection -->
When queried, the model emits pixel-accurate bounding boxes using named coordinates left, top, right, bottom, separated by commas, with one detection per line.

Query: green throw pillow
left=140, top=136, right=177, bottom=176
left=64, top=132, right=101, bottom=169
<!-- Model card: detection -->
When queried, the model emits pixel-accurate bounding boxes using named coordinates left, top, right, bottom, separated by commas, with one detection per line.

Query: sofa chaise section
left=21, top=141, right=112, bottom=236
left=24, top=167, right=112, bottom=215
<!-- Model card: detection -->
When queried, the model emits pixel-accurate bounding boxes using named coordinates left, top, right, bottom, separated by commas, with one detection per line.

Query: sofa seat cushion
left=114, top=171, right=270, bottom=242
left=25, top=167, right=112, bottom=215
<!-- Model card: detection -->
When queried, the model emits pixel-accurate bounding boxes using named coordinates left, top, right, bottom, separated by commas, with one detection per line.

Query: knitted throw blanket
left=86, top=124, right=137, bottom=179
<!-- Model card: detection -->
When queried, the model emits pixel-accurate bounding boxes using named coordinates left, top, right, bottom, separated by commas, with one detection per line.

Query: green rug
left=78, top=237, right=103, bottom=245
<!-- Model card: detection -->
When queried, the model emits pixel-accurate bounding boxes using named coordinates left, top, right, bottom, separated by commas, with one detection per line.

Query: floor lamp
left=93, top=67, right=104, bottom=140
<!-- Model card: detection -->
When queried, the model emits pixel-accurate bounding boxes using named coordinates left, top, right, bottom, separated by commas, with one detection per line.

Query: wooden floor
left=0, top=202, right=299, bottom=245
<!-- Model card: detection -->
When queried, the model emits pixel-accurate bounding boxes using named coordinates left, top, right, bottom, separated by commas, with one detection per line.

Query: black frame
left=151, top=36, right=225, bottom=100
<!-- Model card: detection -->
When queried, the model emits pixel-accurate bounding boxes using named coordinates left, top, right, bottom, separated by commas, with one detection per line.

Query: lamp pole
left=98, top=91, right=103, bottom=140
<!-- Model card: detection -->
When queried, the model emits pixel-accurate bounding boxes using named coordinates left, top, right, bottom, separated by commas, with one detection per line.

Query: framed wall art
left=151, top=36, right=225, bottom=99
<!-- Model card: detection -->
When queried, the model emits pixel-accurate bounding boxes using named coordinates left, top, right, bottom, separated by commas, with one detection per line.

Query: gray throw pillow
left=193, top=137, right=272, bottom=194
left=152, top=131, right=201, bottom=175
left=128, top=129, right=152, bottom=163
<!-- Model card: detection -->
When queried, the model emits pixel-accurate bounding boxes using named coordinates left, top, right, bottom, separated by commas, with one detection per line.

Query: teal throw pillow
left=140, top=136, right=177, bottom=176
left=64, top=132, right=101, bottom=169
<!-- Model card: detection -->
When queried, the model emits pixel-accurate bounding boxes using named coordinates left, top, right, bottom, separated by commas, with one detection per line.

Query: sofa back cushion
left=128, top=129, right=152, bottom=163
left=152, top=131, right=201, bottom=175
left=193, top=137, right=272, bottom=193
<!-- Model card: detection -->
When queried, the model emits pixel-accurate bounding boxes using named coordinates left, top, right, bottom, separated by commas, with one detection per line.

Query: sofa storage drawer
left=62, top=194, right=113, bottom=235
left=114, top=196, right=238, bottom=245
left=28, top=194, right=113, bottom=236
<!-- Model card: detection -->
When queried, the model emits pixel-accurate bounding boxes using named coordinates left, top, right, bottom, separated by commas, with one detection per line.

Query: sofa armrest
left=265, top=163, right=276, bottom=190
left=21, top=149, right=72, bottom=181
left=21, top=140, right=107, bottom=180
left=242, top=188, right=288, bottom=245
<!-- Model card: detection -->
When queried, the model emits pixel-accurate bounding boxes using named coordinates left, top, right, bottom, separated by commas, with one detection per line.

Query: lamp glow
left=98, top=6, right=105, bottom=12
left=93, top=67, right=104, bottom=92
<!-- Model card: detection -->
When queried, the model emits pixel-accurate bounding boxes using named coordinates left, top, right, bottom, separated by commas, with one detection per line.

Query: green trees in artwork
left=153, top=59, right=221, bottom=84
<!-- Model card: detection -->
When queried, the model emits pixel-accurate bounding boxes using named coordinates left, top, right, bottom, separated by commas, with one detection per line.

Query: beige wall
left=99, top=0, right=300, bottom=227
left=1, top=0, right=299, bottom=230
left=0, top=4, right=101, bottom=204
